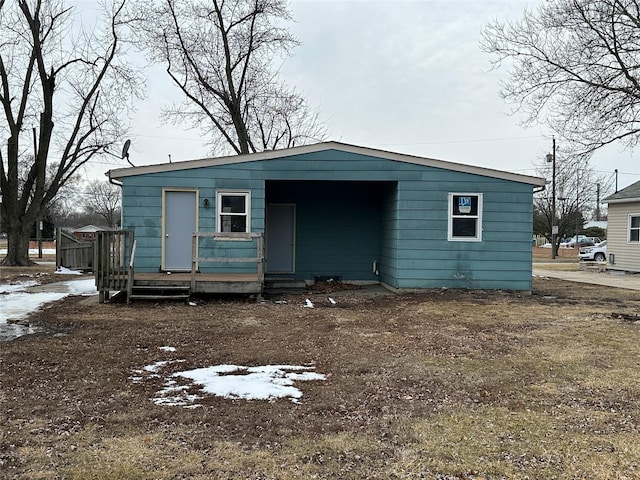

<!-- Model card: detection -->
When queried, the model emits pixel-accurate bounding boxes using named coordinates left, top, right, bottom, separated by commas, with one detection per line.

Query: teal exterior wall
left=266, top=180, right=394, bottom=281
left=120, top=149, right=535, bottom=290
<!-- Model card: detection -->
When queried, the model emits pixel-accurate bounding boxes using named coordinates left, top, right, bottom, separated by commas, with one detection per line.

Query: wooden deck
left=134, top=272, right=262, bottom=295
left=94, top=230, right=265, bottom=303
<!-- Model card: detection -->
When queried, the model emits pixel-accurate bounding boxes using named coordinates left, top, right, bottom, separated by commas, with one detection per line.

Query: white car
left=579, top=241, right=607, bottom=262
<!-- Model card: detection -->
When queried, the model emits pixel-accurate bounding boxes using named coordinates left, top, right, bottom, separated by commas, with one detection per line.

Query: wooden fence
left=55, top=229, right=94, bottom=271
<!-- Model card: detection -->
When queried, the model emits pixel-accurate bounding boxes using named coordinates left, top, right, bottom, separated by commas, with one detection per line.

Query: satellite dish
left=121, top=139, right=134, bottom=167
left=121, top=139, right=131, bottom=159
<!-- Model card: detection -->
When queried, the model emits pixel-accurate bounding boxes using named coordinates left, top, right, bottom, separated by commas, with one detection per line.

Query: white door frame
left=162, top=188, right=199, bottom=271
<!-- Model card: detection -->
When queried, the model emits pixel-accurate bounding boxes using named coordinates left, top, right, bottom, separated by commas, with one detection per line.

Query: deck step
left=129, top=294, right=190, bottom=300
left=128, top=284, right=191, bottom=302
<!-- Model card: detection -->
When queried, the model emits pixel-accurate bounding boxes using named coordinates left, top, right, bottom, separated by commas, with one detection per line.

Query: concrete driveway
left=533, top=264, right=640, bottom=291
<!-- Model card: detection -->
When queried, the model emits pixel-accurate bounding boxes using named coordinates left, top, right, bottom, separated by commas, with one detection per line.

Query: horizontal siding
left=607, top=202, right=640, bottom=272
left=121, top=149, right=535, bottom=289
left=122, top=168, right=267, bottom=272
left=379, top=185, right=399, bottom=287
left=395, top=276, right=531, bottom=291
left=393, top=173, right=533, bottom=290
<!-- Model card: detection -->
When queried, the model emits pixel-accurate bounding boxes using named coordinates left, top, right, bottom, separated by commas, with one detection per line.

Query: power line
left=373, top=135, right=544, bottom=147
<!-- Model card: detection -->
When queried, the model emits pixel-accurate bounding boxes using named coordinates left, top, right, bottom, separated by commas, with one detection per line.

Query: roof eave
left=606, top=197, right=640, bottom=204
left=107, top=141, right=546, bottom=187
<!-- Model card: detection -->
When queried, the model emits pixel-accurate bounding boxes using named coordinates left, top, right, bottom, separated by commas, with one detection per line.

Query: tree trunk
left=2, top=221, right=34, bottom=266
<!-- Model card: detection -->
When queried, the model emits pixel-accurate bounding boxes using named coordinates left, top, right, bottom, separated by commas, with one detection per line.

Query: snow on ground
left=0, top=278, right=97, bottom=340
left=0, top=280, right=40, bottom=294
left=63, top=278, right=97, bottom=295
left=55, top=266, right=83, bottom=275
left=131, top=354, right=326, bottom=407
left=1, top=291, right=69, bottom=324
left=0, top=248, right=57, bottom=255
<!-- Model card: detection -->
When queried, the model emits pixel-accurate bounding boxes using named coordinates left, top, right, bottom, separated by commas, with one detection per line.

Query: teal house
left=106, top=142, right=545, bottom=298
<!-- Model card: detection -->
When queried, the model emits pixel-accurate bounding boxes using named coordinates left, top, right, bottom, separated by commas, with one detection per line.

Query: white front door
left=164, top=190, right=197, bottom=270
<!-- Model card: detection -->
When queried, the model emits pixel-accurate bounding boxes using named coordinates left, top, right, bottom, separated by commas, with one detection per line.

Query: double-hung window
left=629, top=214, right=640, bottom=243
left=216, top=191, right=250, bottom=233
left=448, top=193, right=482, bottom=241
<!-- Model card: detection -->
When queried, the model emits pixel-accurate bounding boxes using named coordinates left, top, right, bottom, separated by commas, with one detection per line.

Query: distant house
left=73, top=225, right=107, bottom=241
left=103, top=142, right=545, bottom=298
left=604, top=180, right=640, bottom=273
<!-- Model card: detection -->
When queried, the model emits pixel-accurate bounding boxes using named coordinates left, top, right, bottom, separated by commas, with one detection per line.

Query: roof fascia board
left=108, top=141, right=546, bottom=186
left=606, top=197, right=640, bottom=204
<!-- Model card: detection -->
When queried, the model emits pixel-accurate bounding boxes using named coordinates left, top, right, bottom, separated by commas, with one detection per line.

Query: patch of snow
left=0, top=248, right=56, bottom=255
left=0, top=280, right=40, bottom=294
left=0, top=278, right=98, bottom=340
left=143, top=360, right=173, bottom=373
left=1, top=292, right=68, bottom=324
left=172, top=364, right=325, bottom=404
left=304, top=298, right=314, bottom=308
left=153, top=383, right=203, bottom=408
left=159, top=346, right=177, bottom=352
left=55, top=266, right=83, bottom=275
left=63, top=278, right=97, bottom=295
left=133, top=362, right=326, bottom=407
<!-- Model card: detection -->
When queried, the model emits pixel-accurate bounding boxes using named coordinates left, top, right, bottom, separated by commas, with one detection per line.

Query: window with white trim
left=629, top=214, right=640, bottom=243
left=448, top=193, right=483, bottom=241
left=216, top=191, right=250, bottom=233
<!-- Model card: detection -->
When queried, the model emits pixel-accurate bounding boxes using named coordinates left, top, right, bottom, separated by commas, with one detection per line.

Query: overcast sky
left=97, top=0, right=639, bottom=192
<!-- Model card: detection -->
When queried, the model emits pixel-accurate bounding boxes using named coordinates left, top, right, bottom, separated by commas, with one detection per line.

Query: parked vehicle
left=561, top=235, right=595, bottom=248
left=579, top=241, right=607, bottom=262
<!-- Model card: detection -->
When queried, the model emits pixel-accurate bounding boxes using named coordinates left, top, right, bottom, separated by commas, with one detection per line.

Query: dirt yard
left=1, top=272, right=640, bottom=479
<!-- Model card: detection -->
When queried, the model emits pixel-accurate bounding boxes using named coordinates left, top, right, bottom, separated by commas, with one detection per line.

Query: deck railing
left=94, top=230, right=135, bottom=303
left=94, top=230, right=263, bottom=302
left=190, top=232, right=264, bottom=292
left=126, top=240, right=137, bottom=303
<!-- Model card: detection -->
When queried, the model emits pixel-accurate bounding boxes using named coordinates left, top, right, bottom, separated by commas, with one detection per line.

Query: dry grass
left=1, top=277, right=640, bottom=479
left=532, top=246, right=580, bottom=262
left=533, top=262, right=581, bottom=272
left=0, top=250, right=58, bottom=285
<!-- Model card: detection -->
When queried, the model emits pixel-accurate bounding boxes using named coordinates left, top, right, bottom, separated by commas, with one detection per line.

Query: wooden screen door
left=164, top=190, right=197, bottom=271
left=266, top=204, right=295, bottom=273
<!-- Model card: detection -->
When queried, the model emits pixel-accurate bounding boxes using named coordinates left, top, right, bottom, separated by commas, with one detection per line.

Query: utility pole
left=33, top=127, right=43, bottom=259
left=575, top=167, right=580, bottom=248
left=546, top=137, right=557, bottom=259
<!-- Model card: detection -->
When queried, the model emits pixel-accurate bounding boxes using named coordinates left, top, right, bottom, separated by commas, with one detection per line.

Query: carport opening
left=265, top=180, right=397, bottom=284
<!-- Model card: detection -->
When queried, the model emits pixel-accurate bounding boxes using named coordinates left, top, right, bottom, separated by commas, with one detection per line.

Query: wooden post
left=257, top=234, right=264, bottom=302
left=36, top=219, right=42, bottom=258
left=191, top=233, right=197, bottom=293
left=56, top=228, right=61, bottom=270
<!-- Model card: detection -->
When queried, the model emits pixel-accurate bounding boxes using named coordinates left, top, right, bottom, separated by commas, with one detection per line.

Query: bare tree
left=481, top=0, right=640, bottom=158
left=83, top=179, right=121, bottom=228
left=0, top=0, right=141, bottom=266
left=533, top=153, right=615, bottom=250
left=136, top=0, right=326, bottom=156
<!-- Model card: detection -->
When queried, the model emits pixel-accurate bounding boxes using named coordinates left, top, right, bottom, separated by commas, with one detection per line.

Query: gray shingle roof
left=604, top=180, right=640, bottom=203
